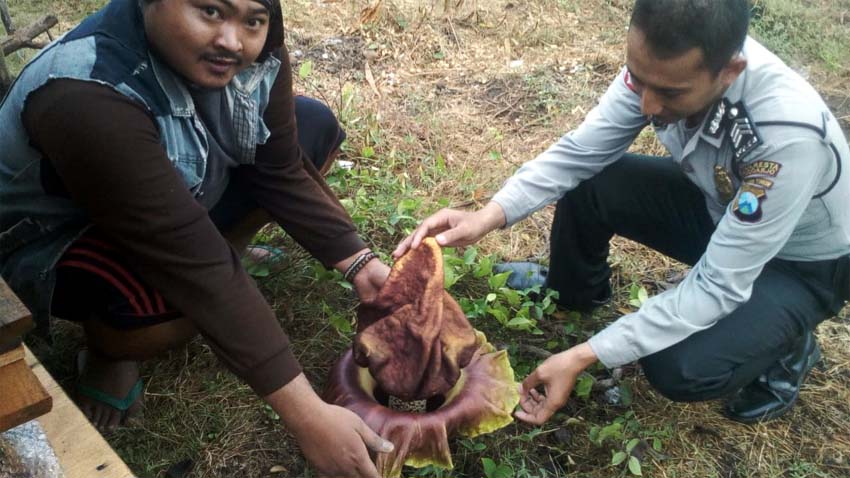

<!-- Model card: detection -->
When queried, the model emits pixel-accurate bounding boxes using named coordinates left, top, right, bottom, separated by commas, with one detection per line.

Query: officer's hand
left=393, top=202, right=506, bottom=259
left=515, top=343, right=598, bottom=425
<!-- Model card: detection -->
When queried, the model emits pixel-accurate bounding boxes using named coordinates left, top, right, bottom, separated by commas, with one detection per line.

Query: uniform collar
left=690, top=40, right=751, bottom=152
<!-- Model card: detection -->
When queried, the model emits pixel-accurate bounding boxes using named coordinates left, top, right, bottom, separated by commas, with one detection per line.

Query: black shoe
left=725, top=331, right=821, bottom=424
left=492, top=262, right=548, bottom=290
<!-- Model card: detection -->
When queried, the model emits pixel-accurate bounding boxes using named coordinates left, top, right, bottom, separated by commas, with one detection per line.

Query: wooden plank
left=0, top=277, right=32, bottom=353
left=0, top=359, right=52, bottom=432
left=26, top=347, right=136, bottom=478
left=0, top=343, right=24, bottom=368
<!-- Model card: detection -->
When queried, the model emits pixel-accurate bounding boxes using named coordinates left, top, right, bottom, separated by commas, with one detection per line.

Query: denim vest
left=0, top=0, right=281, bottom=327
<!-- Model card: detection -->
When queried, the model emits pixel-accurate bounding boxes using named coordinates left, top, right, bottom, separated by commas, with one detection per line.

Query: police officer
left=395, top=0, right=850, bottom=424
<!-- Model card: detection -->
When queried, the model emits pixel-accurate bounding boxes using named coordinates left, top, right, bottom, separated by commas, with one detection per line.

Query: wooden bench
left=2, top=276, right=135, bottom=477
left=0, top=277, right=51, bottom=432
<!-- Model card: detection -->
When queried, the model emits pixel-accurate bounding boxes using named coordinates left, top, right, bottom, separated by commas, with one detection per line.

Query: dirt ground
left=8, top=0, right=850, bottom=476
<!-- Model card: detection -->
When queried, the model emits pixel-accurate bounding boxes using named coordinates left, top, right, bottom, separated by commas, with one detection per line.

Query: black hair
left=630, top=0, right=750, bottom=74
left=140, top=0, right=284, bottom=62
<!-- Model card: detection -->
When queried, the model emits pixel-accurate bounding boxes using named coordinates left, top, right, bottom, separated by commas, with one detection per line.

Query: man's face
left=143, top=0, right=271, bottom=89
left=625, top=27, right=745, bottom=125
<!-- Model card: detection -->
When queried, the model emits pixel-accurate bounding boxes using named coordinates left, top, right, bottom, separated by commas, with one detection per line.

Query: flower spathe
left=324, top=238, right=520, bottom=477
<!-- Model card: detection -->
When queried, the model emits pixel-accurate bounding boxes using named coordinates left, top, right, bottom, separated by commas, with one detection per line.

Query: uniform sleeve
left=589, top=137, right=836, bottom=367
left=243, top=47, right=366, bottom=266
left=23, top=79, right=302, bottom=396
left=491, top=68, right=649, bottom=226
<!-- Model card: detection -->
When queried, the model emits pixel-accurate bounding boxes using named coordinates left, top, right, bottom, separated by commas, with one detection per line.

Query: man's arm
left=589, top=136, right=837, bottom=368
left=242, top=47, right=367, bottom=267
left=25, top=79, right=392, bottom=477
left=24, top=79, right=300, bottom=396
left=491, top=67, right=649, bottom=226
left=396, top=68, right=649, bottom=256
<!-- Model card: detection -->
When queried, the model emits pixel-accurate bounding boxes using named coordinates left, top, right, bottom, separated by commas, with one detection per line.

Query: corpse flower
left=324, top=238, right=520, bottom=477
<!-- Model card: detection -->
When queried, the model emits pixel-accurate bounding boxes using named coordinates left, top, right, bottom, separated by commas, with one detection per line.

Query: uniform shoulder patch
left=732, top=183, right=767, bottom=223
left=739, top=160, right=781, bottom=179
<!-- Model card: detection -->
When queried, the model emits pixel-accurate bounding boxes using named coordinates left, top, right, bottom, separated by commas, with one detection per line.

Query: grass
left=7, top=0, right=850, bottom=477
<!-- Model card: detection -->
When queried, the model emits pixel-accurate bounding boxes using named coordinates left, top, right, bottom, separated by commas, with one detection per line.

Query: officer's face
left=143, top=0, right=270, bottom=89
left=625, top=27, right=746, bottom=125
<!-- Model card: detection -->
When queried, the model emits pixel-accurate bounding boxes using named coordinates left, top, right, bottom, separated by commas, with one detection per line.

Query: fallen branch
left=2, top=15, right=57, bottom=57
left=0, top=0, right=14, bottom=35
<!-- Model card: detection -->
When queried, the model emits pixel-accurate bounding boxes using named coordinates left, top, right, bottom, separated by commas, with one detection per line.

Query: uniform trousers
left=547, top=154, right=849, bottom=402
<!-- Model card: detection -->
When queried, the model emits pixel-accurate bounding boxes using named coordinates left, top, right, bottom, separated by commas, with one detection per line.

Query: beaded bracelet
left=343, top=251, right=378, bottom=283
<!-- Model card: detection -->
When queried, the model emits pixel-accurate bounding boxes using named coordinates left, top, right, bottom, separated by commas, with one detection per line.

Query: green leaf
left=444, top=267, right=459, bottom=289
left=507, top=316, right=534, bottom=329
left=329, top=314, right=352, bottom=334
left=493, top=463, right=514, bottom=478
left=628, top=456, right=642, bottom=476
left=620, top=382, right=633, bottom=407
left=475, top=256, right=494, bottom=278
left=652, top=438, right=663, bottom=452
left=575, top=374, right=594, bottom=398
left=482, top=458, right=496, bottom=478
left=489, top=271, right=512, bottom=290
left=463, top=247, right=478, bottom=265
left=486, top=293, right=498, bottom=303
left=500, top=288, right=521, bottom=307
left=611, top=451, right=628, bottom=466
left=488, top=307, right=509, bottom=326
left=298, top=60, right=313, bottom=79
left=626, top=438, right=641, bottom=454
left=361, top=145, right=375, bottom=158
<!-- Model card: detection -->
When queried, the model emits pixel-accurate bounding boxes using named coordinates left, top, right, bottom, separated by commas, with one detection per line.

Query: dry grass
left=11, top=0, right=850, bottom=476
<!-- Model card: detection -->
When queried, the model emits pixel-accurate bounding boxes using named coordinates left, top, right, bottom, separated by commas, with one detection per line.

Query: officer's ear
left=718, top=55, right=747, bottom=89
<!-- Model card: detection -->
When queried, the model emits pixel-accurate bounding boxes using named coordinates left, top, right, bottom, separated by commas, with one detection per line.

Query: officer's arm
left=589, top=137, right=836, bottom=367
left=492, top=68, right=649, bottom=226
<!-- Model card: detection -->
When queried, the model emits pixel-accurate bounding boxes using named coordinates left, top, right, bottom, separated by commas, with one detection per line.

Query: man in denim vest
left=0, top=0, right=393, bottom=475
left=398, top=0, right=850, bottom=425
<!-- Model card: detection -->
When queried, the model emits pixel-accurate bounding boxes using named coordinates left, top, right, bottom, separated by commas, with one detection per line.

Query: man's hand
left=515, top=342, right=598, bottom=425
left=267, top=374, right=393, bottom=478
left=351, top=258, right=390, bottom=302
left=393, top=201, right=506, bottom=259
left=334, top=249, right=391, bottom=302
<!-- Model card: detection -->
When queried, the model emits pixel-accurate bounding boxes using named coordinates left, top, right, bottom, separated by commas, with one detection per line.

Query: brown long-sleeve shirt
left=22, top=49, right=365, bottom=396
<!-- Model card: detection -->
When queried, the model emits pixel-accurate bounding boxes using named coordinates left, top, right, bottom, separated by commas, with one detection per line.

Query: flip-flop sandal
left=75, top=351, right=144, bottom=415
left=76, top=379, right=144, bottom=413
left=242, top=245, right=285, bottom=277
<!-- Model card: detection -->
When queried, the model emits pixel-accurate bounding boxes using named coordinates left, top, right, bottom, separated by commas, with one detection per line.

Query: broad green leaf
left=507, top=316, right=534, bottom=330
left=500, top=288, right=521, bottom=307
left=626, top=438, right=641, bottom=454
left=298, top=60, right=313, bottom=79
left=575, top=374, right=594, bottom=398
left=628, top=456, right=642, bottom=476
left=489, top=271, right=512, bottom=290
left=482, top=458, right=496, bottom=478
left=463, top=247, right=478, bottom=265
left=652, top=438, right=663, bottom=452
left=611, top=451, right=628, bottom=466
left=329, top=314, right=352, bottom=334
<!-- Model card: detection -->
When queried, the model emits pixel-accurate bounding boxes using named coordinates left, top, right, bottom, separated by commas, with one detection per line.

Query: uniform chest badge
left=713, top=166, right=736, bottom=204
